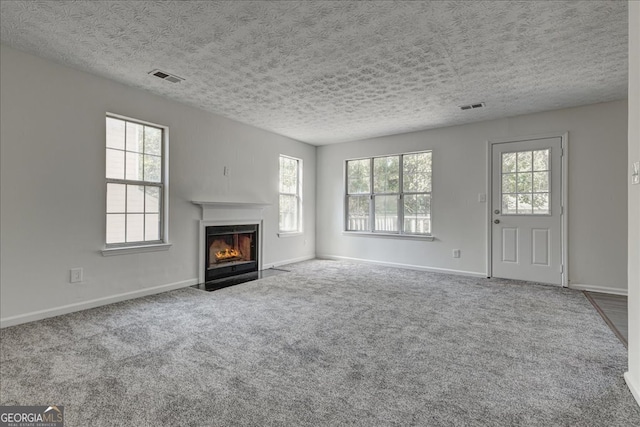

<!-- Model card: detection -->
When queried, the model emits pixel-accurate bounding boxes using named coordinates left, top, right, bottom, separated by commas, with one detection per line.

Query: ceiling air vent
left=149, top=69, right=184, bottom=83
left=459, top=102, right=485, bottom=110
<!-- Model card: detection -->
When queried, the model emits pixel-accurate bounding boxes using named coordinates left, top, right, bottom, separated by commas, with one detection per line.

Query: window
left=105, top=115, right=166, bottom=247
left=501, top=149, right=550, bottom=215
left=345, top=151, right=432, bottom=236
left=279, top=155, right=302, bottom=233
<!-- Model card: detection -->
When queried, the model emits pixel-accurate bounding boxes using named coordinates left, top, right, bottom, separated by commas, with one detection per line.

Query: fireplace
left=205, top=224, right=258, bottom=282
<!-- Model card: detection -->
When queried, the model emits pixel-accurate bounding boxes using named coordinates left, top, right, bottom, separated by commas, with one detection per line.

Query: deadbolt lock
left=494, top=219, right=500, bottom=224
left=494, top=209, right=500, bottom=214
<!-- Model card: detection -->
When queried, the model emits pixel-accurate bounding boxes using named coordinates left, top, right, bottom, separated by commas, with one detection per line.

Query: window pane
left=533, top=149, right=550, bottom=171
left=502, top=194, right=517, bottom=214
left=502, top=173, right=516, bottom=194
left=106, top=214, right=126, bottom=244
left=533, top=193, right=549, bottom=214
left=374, top=195, right=398, bottom=232
left=517, top=194, right=533, bottom=214
left=126, top=122, right=143, bottom=153
left=279, top=157, right=298, bottom=194
left=533, top=172, right=549, bottom=193
left=517, top=151, right=532, bottom=172
left=279, top=194, right=298, bottom=232
left=127, top=185, right=145, bottom=212
left=373, top=156, right=399, bottom=193
left=145, top=186, right=160, bottom=213
left=125, top=152, right=142, bottom=181
left=502, top=152, right=516, bottom=173
left=403, top=194, right=431, bottom=234
left=403, top=152, right=431, bottom=192
left=144, top=154, right=162, bottom=183
left=106, top=117, right=125, bottom=149
left=347, top=195, right=370, bottom=231
left=126, top=214, right=144, bottom=242
left=106, top=148, right=125, bottom=179
left=106, top=183, right=126, bottom=213
left=145, top=214, right=160, bottom=240
left=144, top=126, right=162, bottom=155
left=347, top=159, right=370, bottom=194
left=517, top=172, right=532, bottom=193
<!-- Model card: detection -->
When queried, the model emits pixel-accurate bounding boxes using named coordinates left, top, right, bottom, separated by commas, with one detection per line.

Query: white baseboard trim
left=569, top=283, right=628, bottom=296
left=316, top=254, right=486, bottom=278
left=263, top=254, right=316, bottom=270
left=0, top=278, right=199, bottom=329
left=624, top=372, right=640, bottom=408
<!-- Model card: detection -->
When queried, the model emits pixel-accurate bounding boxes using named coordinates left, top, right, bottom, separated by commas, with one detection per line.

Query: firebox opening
left=205, top=224, right=258, bottom=282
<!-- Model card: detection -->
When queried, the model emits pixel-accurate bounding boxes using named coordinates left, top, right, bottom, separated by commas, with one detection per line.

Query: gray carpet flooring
left=1, top=260, right=639, bottom=426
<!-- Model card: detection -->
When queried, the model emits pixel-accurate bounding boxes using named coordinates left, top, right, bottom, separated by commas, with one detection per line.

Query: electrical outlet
left=223, top=166, right=230, bottom=176
left=70, top=268, right=83, bottom=283
left=453, top=249, right=461, bottom=258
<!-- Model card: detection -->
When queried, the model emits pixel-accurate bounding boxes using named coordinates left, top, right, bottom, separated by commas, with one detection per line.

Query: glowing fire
left=215, top=248, right=241, bottom=261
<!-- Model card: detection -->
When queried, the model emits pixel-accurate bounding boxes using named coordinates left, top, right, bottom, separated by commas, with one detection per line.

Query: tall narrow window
left=345, top=151, right=432, bottom=236
left=279, top=155, right=302, bottom=233
left=106, top=115, right=166, bottom=246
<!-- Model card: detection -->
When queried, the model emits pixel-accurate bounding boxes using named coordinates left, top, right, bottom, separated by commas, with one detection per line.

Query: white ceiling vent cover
left=459, top=102, right=485, bottom=111
left=149, top=69, right=184, bottom=83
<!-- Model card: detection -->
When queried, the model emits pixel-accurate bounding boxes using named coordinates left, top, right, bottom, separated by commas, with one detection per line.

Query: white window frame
left=102, top=113, right=171, bottom=256
left=278, top=155, right=303, bottom=236
left=344, top=150, right=433, bottom=240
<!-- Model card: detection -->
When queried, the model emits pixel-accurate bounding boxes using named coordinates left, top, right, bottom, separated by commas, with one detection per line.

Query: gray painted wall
left=626, top=0, right=640, bottom=408
left=317, top=100, right=628, bottom=293
left=0, top=45, right=316, bottom=325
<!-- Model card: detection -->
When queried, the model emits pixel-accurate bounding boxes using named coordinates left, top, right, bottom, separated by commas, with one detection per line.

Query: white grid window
left=346, top=151, right=432, bottom=235
left=106, top=115, right=166, bottom=246
left=279, top=155, right=302, bottom=233
left=501, top=149, right=550, bottom=215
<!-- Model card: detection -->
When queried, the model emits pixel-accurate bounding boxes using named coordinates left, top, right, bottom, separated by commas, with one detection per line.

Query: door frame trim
left=486, top=132, right=569, bottom=287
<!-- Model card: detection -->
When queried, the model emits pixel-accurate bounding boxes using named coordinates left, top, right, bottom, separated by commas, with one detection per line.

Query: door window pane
left=502, top=150, right=550, bottom=215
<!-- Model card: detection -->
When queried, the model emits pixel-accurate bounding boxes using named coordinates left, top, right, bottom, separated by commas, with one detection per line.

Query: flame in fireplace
left=215, top=248, right=241, bottom=261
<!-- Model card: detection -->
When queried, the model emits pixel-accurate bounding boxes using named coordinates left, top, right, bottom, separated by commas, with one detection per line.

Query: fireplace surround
left=193, top=200, right=269, bottom=285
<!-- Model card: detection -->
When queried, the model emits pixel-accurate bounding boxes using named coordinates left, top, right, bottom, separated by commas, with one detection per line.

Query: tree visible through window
left=279, top=155, right=302, bottom=233
left=346, top=151, right=432, bottom=235
left=105, top=115, right=166, bottom=246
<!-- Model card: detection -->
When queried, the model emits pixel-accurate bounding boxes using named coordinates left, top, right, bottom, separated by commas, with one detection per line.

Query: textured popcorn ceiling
left=0, top=1, right=628, bottom=145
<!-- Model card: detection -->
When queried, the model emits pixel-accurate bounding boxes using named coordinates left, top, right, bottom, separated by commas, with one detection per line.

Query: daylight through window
left=346, top=151, right=432, bottom=235
left=105, top=115, right=166, bottom=246
left=279, top=155, right=302, bottom=233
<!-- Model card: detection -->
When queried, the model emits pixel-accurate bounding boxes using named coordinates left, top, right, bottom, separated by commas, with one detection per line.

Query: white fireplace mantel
left=191, top=201, right=271, bottom=210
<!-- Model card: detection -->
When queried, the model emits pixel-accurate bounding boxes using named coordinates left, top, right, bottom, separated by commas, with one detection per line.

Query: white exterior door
left=491, top=137, right=564, bottom=285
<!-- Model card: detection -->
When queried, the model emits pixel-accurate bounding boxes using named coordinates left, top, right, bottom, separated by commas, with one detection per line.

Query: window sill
left=278, top=232, right=303, bottom=238
left=101, top=243, right=172, bottom=256
left=343, top=232, right=435, bottom=241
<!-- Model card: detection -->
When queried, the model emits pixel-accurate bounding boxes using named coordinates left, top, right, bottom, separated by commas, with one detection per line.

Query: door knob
left=494, top=219, right=500, bottom=224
